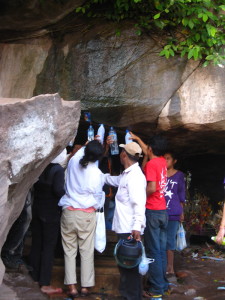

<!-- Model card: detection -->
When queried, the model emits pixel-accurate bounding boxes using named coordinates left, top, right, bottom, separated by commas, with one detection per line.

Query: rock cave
left=0, top=0, right=225, bottom=299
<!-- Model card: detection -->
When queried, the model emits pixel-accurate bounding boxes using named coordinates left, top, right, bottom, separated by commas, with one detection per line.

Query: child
left=164, top=152, right=185, bottom=275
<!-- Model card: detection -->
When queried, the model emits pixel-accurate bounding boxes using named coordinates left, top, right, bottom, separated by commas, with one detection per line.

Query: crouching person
left=103, top=141, right=146, bottom=300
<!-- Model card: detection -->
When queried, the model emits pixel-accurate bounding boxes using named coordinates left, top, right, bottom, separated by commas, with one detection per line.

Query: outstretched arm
left=216, top=202, right=225, bottom=244
left=129, top=132, right=148, bottom=156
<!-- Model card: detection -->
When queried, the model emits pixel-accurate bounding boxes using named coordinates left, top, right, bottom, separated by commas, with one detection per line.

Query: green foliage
left=75, top=0, right=225, bottom=67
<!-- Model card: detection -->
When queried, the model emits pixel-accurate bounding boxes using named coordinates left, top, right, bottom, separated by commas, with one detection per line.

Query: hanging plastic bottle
left=109, top=127, right=119, bottom=155
left=97, top=124, right=105, bottom=145
left=87, top=125, right=94, bottom=141
left=125, top=130, right=132, bottom=144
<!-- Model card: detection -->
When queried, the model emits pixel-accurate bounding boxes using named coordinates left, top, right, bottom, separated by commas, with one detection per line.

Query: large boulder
left=0, top=94, right=80, bottom=283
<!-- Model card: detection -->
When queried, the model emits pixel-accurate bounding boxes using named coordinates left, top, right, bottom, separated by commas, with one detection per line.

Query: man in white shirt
left=104, top=142, right=146, bottom=300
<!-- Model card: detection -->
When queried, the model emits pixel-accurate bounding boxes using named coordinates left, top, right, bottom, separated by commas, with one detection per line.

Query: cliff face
left=0, top=21, right=225, bottom=155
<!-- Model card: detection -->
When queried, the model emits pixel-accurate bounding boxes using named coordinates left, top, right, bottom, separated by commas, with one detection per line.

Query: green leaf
left=136, top=29, right=142, bottom=36
left=159, top=49, right=166, bottom=56
left=76, top=7, right=82, bottom=13
left=206, top=25, right=217, bottom=37
left=193, top=48, right=199, bottom=60
left=169, top=48, right=175, bottom=56
left=181, top=49, right=187, bottom=57
left=203, top=61, right=209, bottom=67
left=219, top=5, right=225, bottom=11
left=206, top=55, right=214, bottom=60
left=188, top=19, right=194, bottom=29
left=202, top=14, right=208, bottom=22
left=154, top=13, right=161, bottom=20
left=210, top=26, right=217, bottom=37
left=195, top=33, right=200, bottom=41
left=165, top=49, right=170, bottom=59
left=165, top=8, right=169, bottom=13
left=115, top=29, right=121, bottom=37
left=188, top=48, right=194, bottom=59
left=182, top=18, right=189, bottom=26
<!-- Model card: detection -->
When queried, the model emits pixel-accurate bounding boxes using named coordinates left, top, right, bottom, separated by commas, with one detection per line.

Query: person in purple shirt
left=164, top=152, right=185, bottom=275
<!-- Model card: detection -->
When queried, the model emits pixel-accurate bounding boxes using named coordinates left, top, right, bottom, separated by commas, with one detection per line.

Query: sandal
left=143, top=290, right=162, bottom=298
left=68, top=292, right=79, bottom=298
left=81, top=288, right=90, bottom=297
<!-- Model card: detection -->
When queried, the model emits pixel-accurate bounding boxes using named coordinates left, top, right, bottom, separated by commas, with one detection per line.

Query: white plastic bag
left=176, top=223, right=187, bottom=251
left=138, top=242, right=154, bottom=275
left=94, top=208, right=106, bottom=253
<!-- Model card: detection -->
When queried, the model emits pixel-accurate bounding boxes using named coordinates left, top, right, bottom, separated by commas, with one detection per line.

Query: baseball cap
left=119, top=142, right=143, bottom=157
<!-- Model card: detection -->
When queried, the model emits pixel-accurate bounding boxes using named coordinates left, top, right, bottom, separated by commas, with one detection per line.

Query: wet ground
left=1, top=245, right=225, bottom=300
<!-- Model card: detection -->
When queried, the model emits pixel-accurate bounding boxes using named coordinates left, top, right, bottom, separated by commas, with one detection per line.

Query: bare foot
left=41, top=285, right=63, bottom=295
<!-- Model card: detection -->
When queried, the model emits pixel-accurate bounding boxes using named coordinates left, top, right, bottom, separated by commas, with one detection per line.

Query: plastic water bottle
left=97, top=124, right=105, bottom=145
left=125, top=130, right=132, bottom=144
left=109, top=127, right=119, bottom=155
left=211, top=236, right=225, bottom=245
left=87, top=125, right=94, bottom=141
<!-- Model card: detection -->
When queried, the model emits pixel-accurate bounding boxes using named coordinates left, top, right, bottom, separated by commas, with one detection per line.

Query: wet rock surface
left=0, top=94, right=80, bottom=283
left=2, top=247, right=225, bottom=300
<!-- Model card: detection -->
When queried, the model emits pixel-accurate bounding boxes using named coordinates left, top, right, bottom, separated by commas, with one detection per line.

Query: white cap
left=119, top=142, right=142, bottom=157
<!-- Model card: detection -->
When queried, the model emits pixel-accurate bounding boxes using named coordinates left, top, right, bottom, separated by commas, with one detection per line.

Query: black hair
left=165, top=150, right=178, bottom=160
left=125, top=150, right=140, bottom=163
left=79, top=140, right=103, bottom=168
left=147, top=135, right=167, bottom=157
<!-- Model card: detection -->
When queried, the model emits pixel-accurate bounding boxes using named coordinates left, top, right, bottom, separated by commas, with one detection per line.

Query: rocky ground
left=1, top=244, right=225, bottom=300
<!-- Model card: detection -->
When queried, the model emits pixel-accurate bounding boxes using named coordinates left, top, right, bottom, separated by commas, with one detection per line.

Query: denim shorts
left=166, top=220, right=179, bottom=250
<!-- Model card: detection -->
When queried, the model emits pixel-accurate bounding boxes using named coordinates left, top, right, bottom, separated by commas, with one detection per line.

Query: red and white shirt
left=144, top=157, right=167, bottom=210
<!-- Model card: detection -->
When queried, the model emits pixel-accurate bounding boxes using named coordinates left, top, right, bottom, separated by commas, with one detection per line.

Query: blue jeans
left=144, top=209, right=168, bottom=295
left=167, top=220, right=179, bottom=250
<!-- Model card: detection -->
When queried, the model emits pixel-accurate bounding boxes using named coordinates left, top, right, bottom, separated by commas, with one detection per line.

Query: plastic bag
left=138, top=242, right=154, bottom=275
left=176, top=223, right=187, bottom=251
left=94, top=208, right=106, bottom=253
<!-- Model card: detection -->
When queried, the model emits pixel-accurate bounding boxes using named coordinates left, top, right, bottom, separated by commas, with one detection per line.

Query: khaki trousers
left=61, top=209, right=96, bottom=287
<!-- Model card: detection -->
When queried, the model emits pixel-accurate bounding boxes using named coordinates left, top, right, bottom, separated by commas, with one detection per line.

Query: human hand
left=180, top=213, right=184, bottom=223
left=129, top=132, right=140, bottom=142
left=106, top=135, right=113, bottom=145
left=94, top=135, right=100, bottom=141
left=132, top=230, right=141, bottom=241
left=216, top=227, right=225, bottom=244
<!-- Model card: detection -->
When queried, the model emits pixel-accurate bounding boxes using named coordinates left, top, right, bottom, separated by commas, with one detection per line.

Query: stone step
left=51, top=256, right=120, bottom=297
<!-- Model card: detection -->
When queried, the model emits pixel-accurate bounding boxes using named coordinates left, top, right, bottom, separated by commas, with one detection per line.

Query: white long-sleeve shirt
left=58, top=147, right=104, bottom=209
left=103, top=163, right=146, bottom=234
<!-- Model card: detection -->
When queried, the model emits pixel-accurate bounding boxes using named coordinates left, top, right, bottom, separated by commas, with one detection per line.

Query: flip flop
left=80, top=289, right=90, bottom=297
left=143, top=291, right=162, bottom=298
left=68, top=292, right=79, bottom=298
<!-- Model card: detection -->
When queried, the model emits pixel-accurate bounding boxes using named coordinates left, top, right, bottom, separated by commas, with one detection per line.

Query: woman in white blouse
left=59, top=140, right=104, bottom=298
